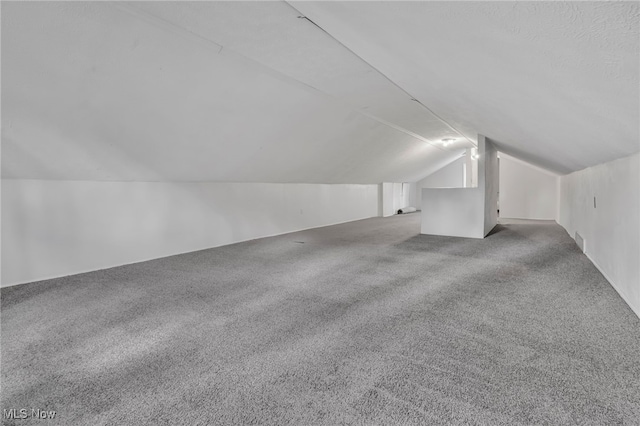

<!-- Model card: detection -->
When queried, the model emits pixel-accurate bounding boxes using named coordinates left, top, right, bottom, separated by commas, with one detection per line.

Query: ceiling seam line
left=112, top=3, right=224, bottom=55
left=285, top=1, right=478, bottom=149
left=112, top=2, right=447, bottom=151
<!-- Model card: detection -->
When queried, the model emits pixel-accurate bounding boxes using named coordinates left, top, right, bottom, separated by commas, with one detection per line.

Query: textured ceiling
left=2, top=1, right=638, bottom=182
left=294, top=1, right=640, bottom=174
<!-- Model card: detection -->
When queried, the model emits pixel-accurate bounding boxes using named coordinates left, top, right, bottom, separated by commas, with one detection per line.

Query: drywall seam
left=292, top=1, right=639, bottom=174
left=112, top=3, right=224, bottom=55
left=586, top=253, right=640, bottom=319
left=114, top=2, right=451, bottom=154
left=357, top=110, right=446, bottom=150
left=285, top=1, right=478, bottom=149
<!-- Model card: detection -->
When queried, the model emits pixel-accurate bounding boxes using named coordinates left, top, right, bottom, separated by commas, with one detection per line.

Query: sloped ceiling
left=2, top=1, right=638, bottom=183
left=1, top=1, right=467, bottom=183
left=294, top=1, right=640, bottom=174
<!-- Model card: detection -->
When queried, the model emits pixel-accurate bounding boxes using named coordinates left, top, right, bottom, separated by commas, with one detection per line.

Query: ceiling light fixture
left=471, top=148, right=480, bottom=160
left=441, top=138, right=455, bottom=147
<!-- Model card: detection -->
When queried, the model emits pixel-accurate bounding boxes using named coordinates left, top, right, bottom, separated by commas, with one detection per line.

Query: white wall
left=421, top=188, right=484, bottom=238
left=1, top=180, right=379, bottom=286
left=415, top=156, right=466, bottom=209
left=481, top=137, right=499, bottom=236
left=380, top=182, right=413, bottom=216
left=419, top=156, right=465, bottom=188
left=396, top=183, right=413, bottom=213
left=381, top=183, right=394, bottom=217
left=393, top=183, right=404, bottom=213
left=500, top=154, right=558, bottom=220
left=558, top=152, right=640, bottom=317
left=421, top=136, right=498, bottom=239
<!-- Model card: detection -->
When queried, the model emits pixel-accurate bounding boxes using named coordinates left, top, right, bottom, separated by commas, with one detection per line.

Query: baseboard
left=586, top=253, right=640, bottom=319
left=1, top=214, right=379, bottom=289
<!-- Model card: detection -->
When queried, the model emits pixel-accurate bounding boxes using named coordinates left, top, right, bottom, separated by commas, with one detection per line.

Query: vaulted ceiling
left=2, top=1, right=638, bottom=183
left=294, top=1, right=639, bottom=174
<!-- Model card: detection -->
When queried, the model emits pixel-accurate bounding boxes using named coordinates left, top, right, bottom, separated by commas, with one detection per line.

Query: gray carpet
left=2, top=214, right=639, bottom=425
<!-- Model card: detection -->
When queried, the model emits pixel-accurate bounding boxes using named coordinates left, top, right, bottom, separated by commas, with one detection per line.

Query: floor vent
left=575, top=232, right=586, bottom=253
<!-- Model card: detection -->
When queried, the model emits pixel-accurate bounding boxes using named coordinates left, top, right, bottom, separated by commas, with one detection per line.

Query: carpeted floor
left=2, top=214, right=639, bottom=425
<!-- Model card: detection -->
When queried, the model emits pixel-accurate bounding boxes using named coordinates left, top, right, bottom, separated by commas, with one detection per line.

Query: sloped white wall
left=499, top=154, right=558, bottom=220
left=419, top=156, right=465, bottom=188
left=558, top=153, right=640, bottom=317
left=1, top=1, right=464, bottom=186
left=296, top=1, right=640, bottom=174
left=1, top=180, right=379, bottom=287
left=414, top=156, right=466, bottom=209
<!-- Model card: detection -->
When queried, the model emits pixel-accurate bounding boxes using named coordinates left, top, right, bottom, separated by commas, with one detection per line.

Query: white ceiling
left=2, top=1, right=638, bottom=182
left=294, top=1, right=640, bottom=174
